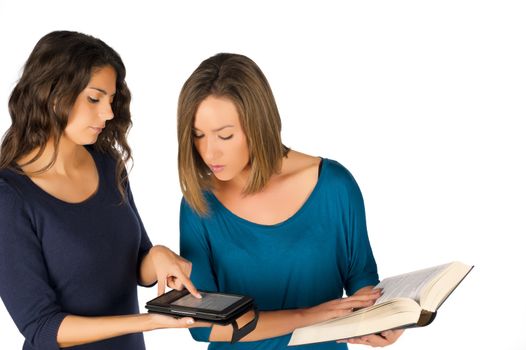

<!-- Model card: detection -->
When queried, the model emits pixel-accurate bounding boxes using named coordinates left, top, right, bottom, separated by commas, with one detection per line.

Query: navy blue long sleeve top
left=0, top=147, right=152, bottom=350
left=180, top=159, right=379, bottom=350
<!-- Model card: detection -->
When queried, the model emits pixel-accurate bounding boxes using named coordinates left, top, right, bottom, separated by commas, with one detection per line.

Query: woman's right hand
left=147, top=313, right=199, bottom=330
left=300, top=288, right=382, bottom=325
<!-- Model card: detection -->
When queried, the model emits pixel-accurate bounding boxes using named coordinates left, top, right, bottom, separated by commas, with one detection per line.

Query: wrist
left=142, top=313, right=158, bottom=331
left=297, top=306, right=321, bottom=328
left=143, top=313, right=175, bottom=331
left=293, top=308, right=312, bottom=329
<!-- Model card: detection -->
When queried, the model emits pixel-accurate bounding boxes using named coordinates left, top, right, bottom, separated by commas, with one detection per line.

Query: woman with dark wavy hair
left=0, top=31, right=201, bottom=350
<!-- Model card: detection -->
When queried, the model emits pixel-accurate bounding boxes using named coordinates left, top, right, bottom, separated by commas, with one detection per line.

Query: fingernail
left=186, top=319, right=194, bottom=325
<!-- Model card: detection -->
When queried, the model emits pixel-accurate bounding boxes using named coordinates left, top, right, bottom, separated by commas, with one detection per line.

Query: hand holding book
left=335, top=287, right=405, bottom=347
left=300, top=288, right=381, bottom=322
left=289, top=261, right=473, bottom=346
left=337, top=328, right=404, bottom=347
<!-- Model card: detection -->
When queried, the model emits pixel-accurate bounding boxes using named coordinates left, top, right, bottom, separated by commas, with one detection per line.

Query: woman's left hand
left=337, top=329, right=404, bottom=347
left=148, top=245, right=201, bottom=298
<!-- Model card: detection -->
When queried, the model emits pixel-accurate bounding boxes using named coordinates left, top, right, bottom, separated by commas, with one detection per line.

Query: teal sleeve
left=341, top=169, right=379, bottom=295
left=179, top=198, right=216, bottom=342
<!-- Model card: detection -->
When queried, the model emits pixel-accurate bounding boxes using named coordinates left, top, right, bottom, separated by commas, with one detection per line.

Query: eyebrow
left=88, top=87, right=116, bottom=96
left=194, top=125, right=235, bottom=132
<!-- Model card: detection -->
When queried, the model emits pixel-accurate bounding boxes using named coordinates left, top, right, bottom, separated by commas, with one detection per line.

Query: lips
left=209, top=164, right=225, bottom=173
left=89, top=126, right=104, bottom=133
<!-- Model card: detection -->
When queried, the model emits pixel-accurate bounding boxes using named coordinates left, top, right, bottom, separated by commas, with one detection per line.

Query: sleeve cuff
left=189, top=326, right=212, bottom=342
left=137, top=246, right=157, bottom=287
left=346, top=275, right=380, bottom=296
left=138, top=279, right=157, bottom=288
left=38, top=312, right=68, bottom=350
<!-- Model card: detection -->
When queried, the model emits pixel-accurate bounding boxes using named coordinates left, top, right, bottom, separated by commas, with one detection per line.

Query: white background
left=1, top=1, right=525, bottom=349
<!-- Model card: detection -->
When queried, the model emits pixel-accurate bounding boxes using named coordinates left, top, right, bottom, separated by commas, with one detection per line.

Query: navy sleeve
left=125, top=181, right=154, bottom=287
left=339, top=168, right=380, bottom=295
left=179, top=198, right=216, bottom=342
left=0, top=180, right=68, bottom=350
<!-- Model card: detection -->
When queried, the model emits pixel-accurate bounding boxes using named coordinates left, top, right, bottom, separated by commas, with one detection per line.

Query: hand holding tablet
left=146, top=289, right=259, bottom=342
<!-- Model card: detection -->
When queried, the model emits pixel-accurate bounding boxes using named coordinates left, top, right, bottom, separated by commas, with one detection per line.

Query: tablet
left=145, top=289, right=255, bottom=324
left=146, top=289, right=259, bottom=343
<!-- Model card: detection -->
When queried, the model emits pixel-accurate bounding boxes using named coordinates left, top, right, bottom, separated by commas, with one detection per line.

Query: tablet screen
left=171, top=292, right=243, bottom=311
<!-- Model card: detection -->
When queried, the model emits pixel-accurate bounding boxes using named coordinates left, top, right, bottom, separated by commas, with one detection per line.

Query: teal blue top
left=180, top=159, right=379, bottom=350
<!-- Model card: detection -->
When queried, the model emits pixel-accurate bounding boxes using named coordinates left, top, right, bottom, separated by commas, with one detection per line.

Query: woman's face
left=63, top=65, right=116, bottom=145
left=193, top=95, right=250, bottom=182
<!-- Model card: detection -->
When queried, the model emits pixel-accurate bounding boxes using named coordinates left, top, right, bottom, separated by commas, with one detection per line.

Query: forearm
left=138, top=245, right=159, bottom=286
left=208, top=286, right=380, bottom=342
left=209, top=308, right=314, bottom=342
left=57, top=314, right=156, bottom=348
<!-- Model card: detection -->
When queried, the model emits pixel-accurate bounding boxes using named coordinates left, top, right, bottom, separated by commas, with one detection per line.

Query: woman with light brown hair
left=0, top=31, right=202, bottom=350
left=178, top=53, right=403, bottom=349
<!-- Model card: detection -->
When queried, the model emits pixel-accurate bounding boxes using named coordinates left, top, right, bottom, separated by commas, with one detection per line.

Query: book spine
left=417, top=310, right=437, bottom=327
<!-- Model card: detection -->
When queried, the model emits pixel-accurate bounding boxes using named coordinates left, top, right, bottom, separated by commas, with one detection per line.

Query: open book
left=289, top=261, right=473, bottom=346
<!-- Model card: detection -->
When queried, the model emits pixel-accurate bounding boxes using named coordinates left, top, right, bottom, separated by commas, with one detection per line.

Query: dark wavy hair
left=0, top=30, right=132, bottom=198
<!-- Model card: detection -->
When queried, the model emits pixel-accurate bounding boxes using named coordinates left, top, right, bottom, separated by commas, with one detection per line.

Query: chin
left=82, top=138, right=98, bottom=145
left=66, top=138, right=97, bottom=147
left=84, top=134, right=100, bottom=145
left=213, top=173, right=234, bottom=182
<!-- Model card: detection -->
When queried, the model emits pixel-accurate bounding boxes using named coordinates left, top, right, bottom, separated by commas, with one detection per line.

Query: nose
left=202, top=137, right=222, bottom=162
left=100, top=102, right=114, bottom=121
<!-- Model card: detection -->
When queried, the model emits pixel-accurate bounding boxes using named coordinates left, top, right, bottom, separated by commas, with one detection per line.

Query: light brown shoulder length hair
left=178, top=53, right=289, bottom=216
left=0, top=31, right=132, bottom=199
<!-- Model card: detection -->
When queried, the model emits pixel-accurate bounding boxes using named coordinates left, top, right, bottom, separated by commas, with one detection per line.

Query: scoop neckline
left=17, top=146, right=103, bottom=207
left=208, top=158, right=326, bottom=229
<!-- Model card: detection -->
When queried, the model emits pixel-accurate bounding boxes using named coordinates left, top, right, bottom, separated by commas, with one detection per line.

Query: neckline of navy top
left=14, top=146, right=103, bottom=207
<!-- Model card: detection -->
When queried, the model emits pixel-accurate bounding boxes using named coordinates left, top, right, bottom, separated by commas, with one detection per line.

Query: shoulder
left=180, top=196, right=206, bottom=219
left=179, top=196, right=209, bottom=239
left=321, top=158, right=358, bottom=185
left=180, top=192, right=217, bottom=217
left=0, top=173, right=25, bottom=210
left=0, top=168, right=25, bottom=199
left=319, top=158, right=365, bottom=203
left=180, top=196, right=194, bottom=213
left=0, top=175, right=15, bottom=196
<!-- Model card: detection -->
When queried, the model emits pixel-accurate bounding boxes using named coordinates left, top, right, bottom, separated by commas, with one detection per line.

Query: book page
left=374, top=263, right=450, bottom=305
